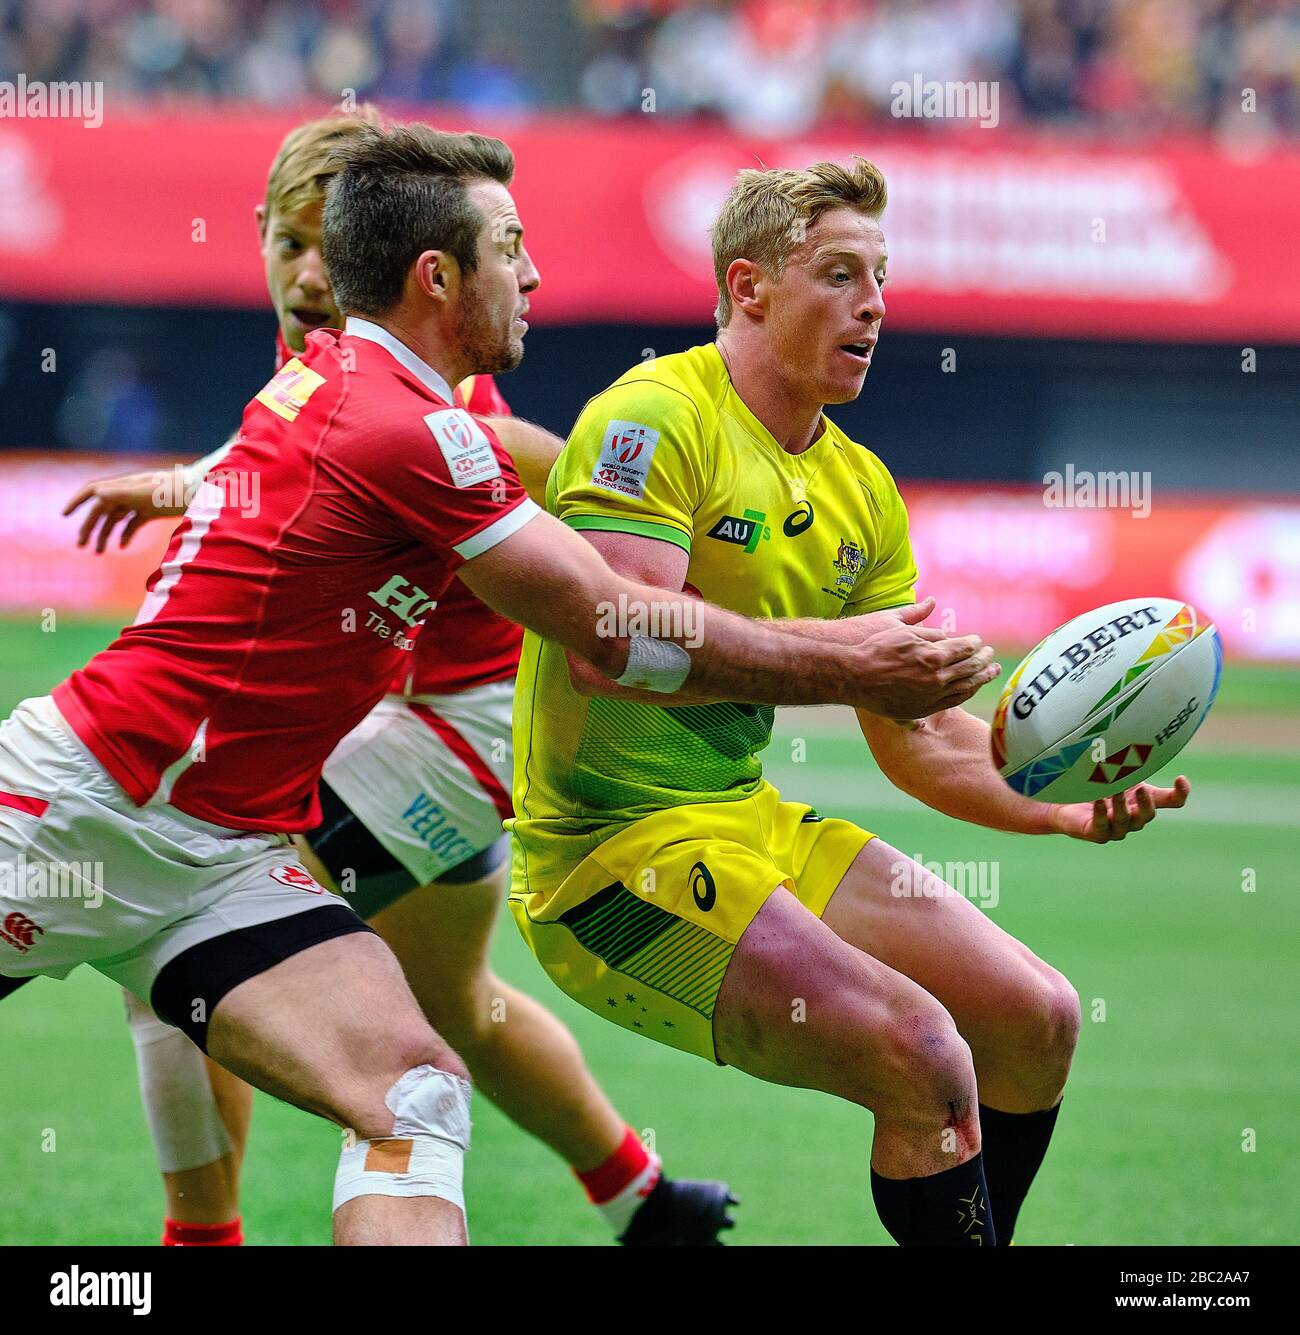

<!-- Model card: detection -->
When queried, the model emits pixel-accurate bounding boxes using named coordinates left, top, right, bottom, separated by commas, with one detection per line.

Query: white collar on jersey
left=344, top=316, right=456, bottom=405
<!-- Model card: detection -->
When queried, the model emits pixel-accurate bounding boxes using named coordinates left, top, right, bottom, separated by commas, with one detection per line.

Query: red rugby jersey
left=278, top=331, right=524, bottom=697
left=53, top=319, right=539, bottom=832
left=394, top=369, right=525, bottom=698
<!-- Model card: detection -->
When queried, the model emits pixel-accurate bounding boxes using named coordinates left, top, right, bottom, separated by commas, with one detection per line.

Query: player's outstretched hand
left=62, top=469, right=183, bottom=553
left=852, top=598, right=1001, bottom=719
left=1049, top=776, right=1192, bottom=843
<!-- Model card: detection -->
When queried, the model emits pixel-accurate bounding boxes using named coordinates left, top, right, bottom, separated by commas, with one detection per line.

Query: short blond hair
left=264, top=104, right=387, bottom=220
left=711, top=158, right=888, bottom=326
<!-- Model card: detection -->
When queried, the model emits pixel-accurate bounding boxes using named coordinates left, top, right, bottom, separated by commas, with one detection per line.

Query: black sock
left=978, top=1101, right=1062, bottom=1243
left=871, top=1153, right=996, bottom=1246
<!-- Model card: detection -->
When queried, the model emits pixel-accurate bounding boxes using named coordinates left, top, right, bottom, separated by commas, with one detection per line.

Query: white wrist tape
left=615, top=635, right=692, bottom=694
left=332, top=1065, right=472, bottom=1214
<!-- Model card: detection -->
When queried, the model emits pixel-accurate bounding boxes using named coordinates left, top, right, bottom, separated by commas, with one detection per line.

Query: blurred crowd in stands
left=580, top=0, right=1298, bottom=135
left=1, top=0, right=1295, bottom=136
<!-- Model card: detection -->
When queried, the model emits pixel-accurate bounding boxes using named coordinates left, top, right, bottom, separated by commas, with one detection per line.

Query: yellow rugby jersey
left=511, top=341, right=917, bottom=855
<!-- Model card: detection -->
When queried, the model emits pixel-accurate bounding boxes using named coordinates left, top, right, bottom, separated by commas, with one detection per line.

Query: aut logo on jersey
left=707, top=508, right=770, bottom=554
left=592, top=420, right=660, bottom=499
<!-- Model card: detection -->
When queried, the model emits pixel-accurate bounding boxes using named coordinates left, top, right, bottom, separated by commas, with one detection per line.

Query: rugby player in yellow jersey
left=509, top=159, right=1193, bottom=1246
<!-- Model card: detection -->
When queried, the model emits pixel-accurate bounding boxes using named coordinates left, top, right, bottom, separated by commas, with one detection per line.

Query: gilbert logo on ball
left=991, top=598, right=1223, bottom=803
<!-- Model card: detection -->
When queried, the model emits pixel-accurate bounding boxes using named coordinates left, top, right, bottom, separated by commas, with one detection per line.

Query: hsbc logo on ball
left=591, top=420, right=659, bottom=499
left=269, top=865, right=325, bottom=893
left=1155, top=697, right=1199, bottom=745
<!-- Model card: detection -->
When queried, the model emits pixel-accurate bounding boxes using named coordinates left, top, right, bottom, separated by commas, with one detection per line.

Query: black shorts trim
left=0, top=972, right=34, bottom=1003
left=150, top=904, right=374, bottom=1052
left=306, top=780, right=509, bottom=920
left=435, top=836, right=508, bottom=886
left=308, top=779, right=406, bottom=881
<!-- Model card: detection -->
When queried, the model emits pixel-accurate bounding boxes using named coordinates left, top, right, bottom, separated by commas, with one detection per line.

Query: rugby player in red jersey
left=10, top=121, right=997, bottom=1245
left=61, top=110, right=738, bottom=1246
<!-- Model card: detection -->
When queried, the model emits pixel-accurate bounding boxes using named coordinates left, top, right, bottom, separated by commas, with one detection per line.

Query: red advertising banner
left=2, top=457, right=1295, bottom=661
left=0, top=107, right=1297, bottom=340
left=902, top=485, right=1299, bottom=663
left=0, top=455, right=176, bottom=622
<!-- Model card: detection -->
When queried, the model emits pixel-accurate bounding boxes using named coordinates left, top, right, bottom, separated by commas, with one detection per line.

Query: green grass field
left=1, top=617, right=1296, bottom=1245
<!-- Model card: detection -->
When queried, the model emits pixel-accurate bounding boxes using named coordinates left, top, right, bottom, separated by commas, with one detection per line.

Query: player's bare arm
left=857, top=705, right=1192, bottom=842
left=62, top=469, right=182, bottom=552
left=62, top=436, right=239, bottom=552
left=562, top=526, right=997, bottom=716
left=768, top=598, right=1000, bottom=711
left=459, top=513, right=1000, bottom=718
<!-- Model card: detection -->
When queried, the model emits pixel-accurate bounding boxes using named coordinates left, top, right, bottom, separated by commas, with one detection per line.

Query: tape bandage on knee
left=123, top=988, right=233, bottom=1174
left=333, top=1065, right=472, bottom=1214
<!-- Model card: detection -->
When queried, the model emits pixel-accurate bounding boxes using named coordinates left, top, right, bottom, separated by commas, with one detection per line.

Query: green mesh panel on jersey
left=571, top=696, right=774, bottom=813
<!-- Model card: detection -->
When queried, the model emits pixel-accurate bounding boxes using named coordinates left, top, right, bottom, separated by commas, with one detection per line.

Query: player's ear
left=413, top=249, right=456, bottom=306
left=725, top=258, right=764, bottom=319
left=254, top=203, right=268, bottom=244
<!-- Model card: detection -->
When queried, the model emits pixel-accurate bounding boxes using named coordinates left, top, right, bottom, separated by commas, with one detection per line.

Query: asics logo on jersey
left=783, top=500, right=815, bottom=536
left=706, top=509, right=770, bottom=555
left=1, top=910, right=43, bottom=952
left=690, top=861, right=717, bottom=912
left=368, top=574, right=438, bottom=628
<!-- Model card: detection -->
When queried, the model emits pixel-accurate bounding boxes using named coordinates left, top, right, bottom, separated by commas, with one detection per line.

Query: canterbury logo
left=1, top=910, right=44, bottom=952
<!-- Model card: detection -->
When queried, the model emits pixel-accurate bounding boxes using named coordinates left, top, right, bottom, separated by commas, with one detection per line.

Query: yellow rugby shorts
left=509, top=782, right=873, bottom=1062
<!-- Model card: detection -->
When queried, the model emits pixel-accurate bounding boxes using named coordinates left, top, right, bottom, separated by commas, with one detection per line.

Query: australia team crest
left=833, top=539, right=865, bottom=595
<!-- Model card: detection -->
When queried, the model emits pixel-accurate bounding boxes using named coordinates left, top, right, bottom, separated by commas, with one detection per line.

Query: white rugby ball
left=991, top=597, right=1222, bottom=803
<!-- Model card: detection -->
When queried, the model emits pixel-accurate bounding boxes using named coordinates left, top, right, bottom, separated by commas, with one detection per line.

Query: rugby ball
left=991, top=598, right=1222, bottom=803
